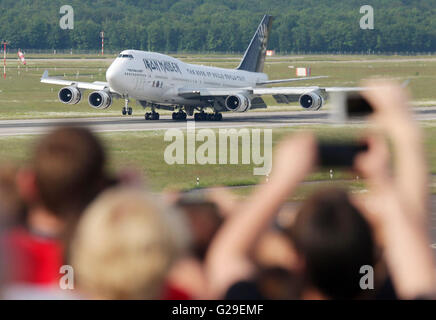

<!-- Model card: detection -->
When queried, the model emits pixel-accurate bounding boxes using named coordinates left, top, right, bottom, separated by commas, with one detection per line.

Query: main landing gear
left=144, top=103, right=160, bottom=120
left=139, top=104, right=223, bottom=121
left=122, top=99, right=133, bottom=116
left=172, top=111, right=187, bottom=121
left=194, top=112, right=223, bottom=122
left=145, top=111, right=160, bottom=120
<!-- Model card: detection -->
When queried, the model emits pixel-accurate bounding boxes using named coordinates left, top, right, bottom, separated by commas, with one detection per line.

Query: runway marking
left=0, top=107, right=433, bottom=137
left=0, top=123, right=321, bottom=137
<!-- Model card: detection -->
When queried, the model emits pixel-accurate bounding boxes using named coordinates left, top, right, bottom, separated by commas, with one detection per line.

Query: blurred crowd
left=0, top=81, right=435, bottom=300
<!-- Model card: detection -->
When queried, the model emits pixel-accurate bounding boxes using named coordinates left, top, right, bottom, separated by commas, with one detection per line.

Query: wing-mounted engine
left=270, top=89, right=325, bottom=110
left=88, top=91, right=113, bottom=109
left=225, top=94, right=252, bottom=112
left=58, top=86, right=82, bottom=105
left=299, top=91, right=324, bottom=110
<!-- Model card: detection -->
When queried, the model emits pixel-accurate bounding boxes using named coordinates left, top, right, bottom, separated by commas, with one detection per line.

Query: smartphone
left=317, top=141, right=368, bottom=168
left=330, top=91, right=374, bottom=122
left=345, top=93, right=374, bottom=118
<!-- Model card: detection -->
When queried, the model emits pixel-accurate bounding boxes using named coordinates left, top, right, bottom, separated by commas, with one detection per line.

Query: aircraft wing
left=40, top=70, right=112, bottom=92
left=253, top=86, right=365, bottom=95
left=178, top=85, right=364, bottom=99
left=324, top=87, right=366, bottom=93
left=253, top=86, right=321, bottom=95
left=253, top=86, right=365, bottom=104
left=256, top=76, right=328, bottom=85
left=178, top=88, right=253, bottom=99
left=178, top=85, right=366, bottom=107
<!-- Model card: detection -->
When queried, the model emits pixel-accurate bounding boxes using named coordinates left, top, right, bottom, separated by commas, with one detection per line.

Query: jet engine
left=225, top=94, right=251, bottom=112
left=58, top=86, right=81, bottom=105
left=88, top=91, right=113, bottom=109
left=299, top=92, right=324, bottom=110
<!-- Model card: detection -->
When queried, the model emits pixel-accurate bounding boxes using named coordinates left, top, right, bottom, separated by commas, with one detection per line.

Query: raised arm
left=355, top=82, right=436, bottom=299
left=205, top=133, right=317, bottom=298
left=361, top=81, right=429, bottom=223
left=355, top=137, right=436, bottom=299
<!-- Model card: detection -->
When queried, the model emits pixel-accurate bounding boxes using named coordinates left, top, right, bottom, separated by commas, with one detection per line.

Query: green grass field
left=1, top=54, right=436, bottom=119
left=0, top=126, right=433, bottom=193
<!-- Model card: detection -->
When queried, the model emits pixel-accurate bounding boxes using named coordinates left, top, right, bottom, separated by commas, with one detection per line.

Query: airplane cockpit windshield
left=118, top=54, right=134, bottom=59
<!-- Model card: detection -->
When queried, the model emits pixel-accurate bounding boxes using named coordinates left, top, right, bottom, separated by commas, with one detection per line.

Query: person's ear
left=16, top=168, right=39, bottom=204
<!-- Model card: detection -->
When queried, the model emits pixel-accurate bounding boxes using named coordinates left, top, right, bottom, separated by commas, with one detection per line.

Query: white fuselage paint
left=105, top=50, right=268, bottom=107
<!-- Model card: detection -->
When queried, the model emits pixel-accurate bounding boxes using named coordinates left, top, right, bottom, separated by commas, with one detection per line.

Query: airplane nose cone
left=106, top=62, right=124, bottom=92
left=106, top=64, right=117, bottom=85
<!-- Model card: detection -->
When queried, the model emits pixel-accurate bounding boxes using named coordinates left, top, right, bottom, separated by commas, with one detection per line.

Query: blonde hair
left=70, top=187, right=188, bottom=300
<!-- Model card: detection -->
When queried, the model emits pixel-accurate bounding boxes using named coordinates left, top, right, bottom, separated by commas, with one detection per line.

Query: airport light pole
left=1, top=40, right=9, bottom=79
left=100, top=31, right=104, bottom=56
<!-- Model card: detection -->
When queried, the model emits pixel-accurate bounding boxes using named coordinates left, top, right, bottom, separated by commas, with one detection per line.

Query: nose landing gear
left=122, top=107, right=133, bottom=116
left=122, top=98, right=133, bottom=116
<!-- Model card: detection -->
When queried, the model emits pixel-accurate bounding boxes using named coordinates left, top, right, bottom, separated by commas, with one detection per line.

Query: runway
left=0, top=107, right=435, bottom=136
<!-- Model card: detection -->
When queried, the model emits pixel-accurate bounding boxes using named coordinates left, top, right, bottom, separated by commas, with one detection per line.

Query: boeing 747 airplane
left=41, top=15, right=360, bottom=121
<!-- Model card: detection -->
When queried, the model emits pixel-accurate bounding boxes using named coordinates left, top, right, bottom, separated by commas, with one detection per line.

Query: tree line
left=1, top=0, right=436, bottom=53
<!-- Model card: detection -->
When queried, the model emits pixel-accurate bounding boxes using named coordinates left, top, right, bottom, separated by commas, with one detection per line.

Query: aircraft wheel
left=173, top=112, right=186, bottom=121
left=122, top=108, right=127, bottom=116
left=127, top=107, right=133, bottom=116
left=195, top=112, right=207, bottom=121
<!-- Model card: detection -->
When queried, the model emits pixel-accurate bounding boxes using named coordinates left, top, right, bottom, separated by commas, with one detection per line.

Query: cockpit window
left=118, top=54, right=134, bottom=59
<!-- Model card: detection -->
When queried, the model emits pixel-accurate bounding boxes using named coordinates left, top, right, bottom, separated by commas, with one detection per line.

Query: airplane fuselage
left=42, top=15, right=342, bottom=121
left=106, top=50, right=268, bottom=107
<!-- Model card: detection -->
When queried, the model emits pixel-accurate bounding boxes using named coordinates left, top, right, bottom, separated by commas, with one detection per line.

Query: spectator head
left=18, top=126, right=109, bottom=219
left=288, top=187, right=375, bottom=299
left=0, top=165, right=26, bottom=291
left=70, top=187, right=188, bottom=300
left=175, top=192, right=223, bottom=261
left=257, top=267, right=303, bottom=300
left=0, top=165, right=25, bottom=228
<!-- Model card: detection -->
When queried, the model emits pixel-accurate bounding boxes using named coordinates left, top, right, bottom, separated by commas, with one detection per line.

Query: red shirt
left=162, top=282, right=191, bottom=300
left=2, top=227, right=64, bottom=285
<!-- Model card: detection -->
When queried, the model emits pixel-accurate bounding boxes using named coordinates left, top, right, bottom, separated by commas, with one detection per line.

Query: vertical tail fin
left=237, top=15, right=273, bottom=73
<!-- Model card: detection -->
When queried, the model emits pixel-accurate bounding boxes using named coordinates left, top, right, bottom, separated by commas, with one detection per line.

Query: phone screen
left=346, top=94, right=374, bottom=118
left=317, top=141, right=368, bottom=167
